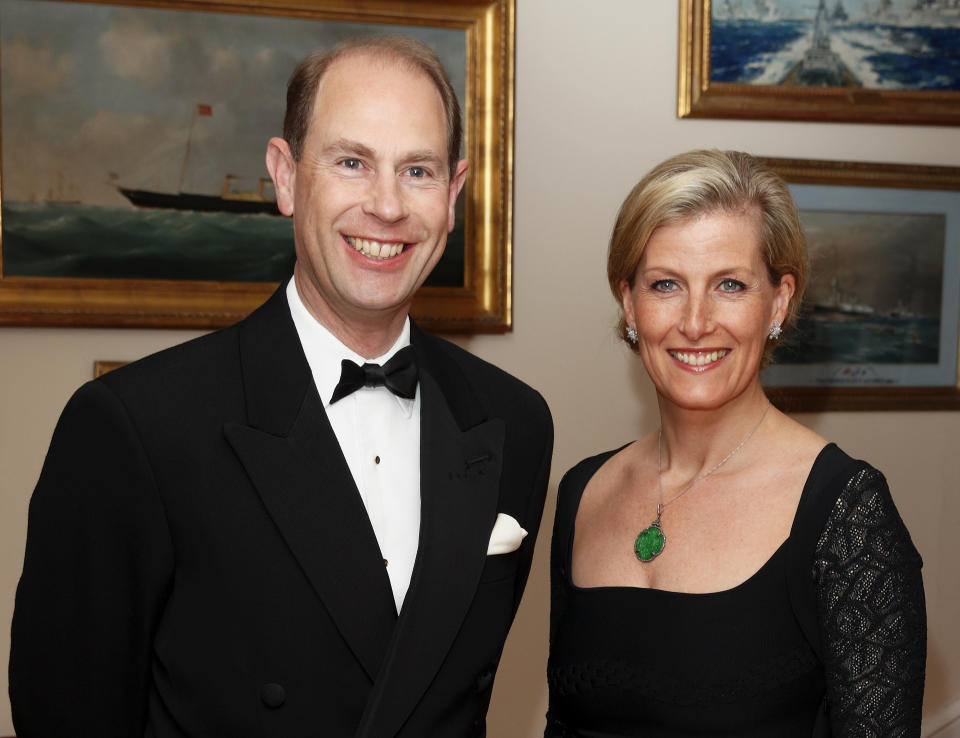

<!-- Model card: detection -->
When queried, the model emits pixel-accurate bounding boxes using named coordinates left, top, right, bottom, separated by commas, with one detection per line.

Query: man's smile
left=344, top=236, right=409, bottom=260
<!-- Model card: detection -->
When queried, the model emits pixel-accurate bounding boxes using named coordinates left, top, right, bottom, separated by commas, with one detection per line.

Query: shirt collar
left=286, top=279, right=414, bottom=414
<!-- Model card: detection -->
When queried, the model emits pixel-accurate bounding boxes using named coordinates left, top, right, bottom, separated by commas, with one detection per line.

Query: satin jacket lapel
left=355, top=329, right=505, bottom=738
left=222, top=285, right=397, bottom=682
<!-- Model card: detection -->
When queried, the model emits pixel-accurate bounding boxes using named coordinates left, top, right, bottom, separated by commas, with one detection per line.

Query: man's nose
left=363, top=171, right=408, bottom=223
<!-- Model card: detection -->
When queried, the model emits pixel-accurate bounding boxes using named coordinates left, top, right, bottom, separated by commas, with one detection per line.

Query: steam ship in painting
left=115, top=103, right=281, bottom=217
left=117, top=175, right=280, bottom=216
left=809, top=277, right=875, bottom=320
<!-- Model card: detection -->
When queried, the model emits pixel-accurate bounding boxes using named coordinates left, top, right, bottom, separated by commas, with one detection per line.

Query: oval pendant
left=634, top=522, right=665, bottom=562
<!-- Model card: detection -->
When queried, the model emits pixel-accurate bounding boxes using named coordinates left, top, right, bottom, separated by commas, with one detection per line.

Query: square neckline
left=564, top=442, right=836, bottom=597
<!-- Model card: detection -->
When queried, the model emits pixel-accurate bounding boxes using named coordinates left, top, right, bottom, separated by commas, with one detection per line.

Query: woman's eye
left=719, top=278, right=745, bottom=292
left=652, top=279, right=677, bottom=293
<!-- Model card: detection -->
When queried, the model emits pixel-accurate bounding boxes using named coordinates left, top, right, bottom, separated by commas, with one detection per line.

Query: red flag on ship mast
left=197, top=104, right=213, bottom=116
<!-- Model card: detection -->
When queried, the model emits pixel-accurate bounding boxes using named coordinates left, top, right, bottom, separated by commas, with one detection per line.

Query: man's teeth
left=347, top=237, right=405, bottom=259
left=671, top=350, right=729, bottom=366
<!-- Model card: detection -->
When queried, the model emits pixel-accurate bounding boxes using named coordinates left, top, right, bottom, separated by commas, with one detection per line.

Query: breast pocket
left=479, top=548, right=520, bottom=583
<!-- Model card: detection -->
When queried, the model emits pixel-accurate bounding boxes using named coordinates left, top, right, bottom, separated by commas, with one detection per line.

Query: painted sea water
left=773, top=314, right=940, bottom=365
left=4, top=201, right=295, bottom=282
left=712, top=17, right=960, bottom=89
left=2, top=201, right=466, bottom=286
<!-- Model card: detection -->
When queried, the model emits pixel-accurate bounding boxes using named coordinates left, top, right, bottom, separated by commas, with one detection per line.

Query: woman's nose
left=678, top=294, right=713, bottom=339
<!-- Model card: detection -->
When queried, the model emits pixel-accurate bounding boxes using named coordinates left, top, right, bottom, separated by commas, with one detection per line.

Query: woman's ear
left=773, top=273, right=796, bottom=326
left=619, top=279, right=634, bottom=326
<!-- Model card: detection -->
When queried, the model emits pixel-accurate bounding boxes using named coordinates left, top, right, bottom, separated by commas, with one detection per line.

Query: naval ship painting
left=780, top=0, right=861, bottom=86
left=710, top=0, right=960, bottom=91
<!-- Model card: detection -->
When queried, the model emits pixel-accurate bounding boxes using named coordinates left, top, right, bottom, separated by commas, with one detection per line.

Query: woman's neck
left=656, top=384, right=772, bottom=481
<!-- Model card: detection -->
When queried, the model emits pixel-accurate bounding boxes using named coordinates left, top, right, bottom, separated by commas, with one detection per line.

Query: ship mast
left=177, top=103, right=212, bottom=194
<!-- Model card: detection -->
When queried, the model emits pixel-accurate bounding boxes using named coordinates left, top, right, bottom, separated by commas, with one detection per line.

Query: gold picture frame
left=760, top=157, right=960, bottom=412
left=93, top=360, right=126, bottom=378
left=0, top=0, right=514, bottom=332
left=678, top=0, right=960, bottom=125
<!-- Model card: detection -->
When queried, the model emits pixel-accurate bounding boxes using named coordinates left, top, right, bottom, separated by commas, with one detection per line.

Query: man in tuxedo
left=10, top=36, right=552, bottom=737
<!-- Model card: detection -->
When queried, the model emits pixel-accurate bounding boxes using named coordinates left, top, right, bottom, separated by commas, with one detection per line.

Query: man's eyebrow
left=323, top=138, right=376, bottom=159
left=403, top=150, right=445, bottom=165
left=322, top=139, right=444, bottom=167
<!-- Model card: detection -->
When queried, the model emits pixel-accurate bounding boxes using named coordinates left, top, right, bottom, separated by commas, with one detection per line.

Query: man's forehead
left=315, top=50, right=436, bottom=102
left=305, top=51, right=447, bottom=153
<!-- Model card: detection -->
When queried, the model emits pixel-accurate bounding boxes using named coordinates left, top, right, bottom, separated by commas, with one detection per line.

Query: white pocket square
left=486, top=513, right=527, bottom=555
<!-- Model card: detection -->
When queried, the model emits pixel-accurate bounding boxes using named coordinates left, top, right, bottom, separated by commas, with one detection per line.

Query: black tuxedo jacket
left=10, top=284, right=553, bottom=738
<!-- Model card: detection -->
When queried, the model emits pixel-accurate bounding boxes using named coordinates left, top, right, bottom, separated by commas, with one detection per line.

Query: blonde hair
left=608, top=149, right=807, bottom=363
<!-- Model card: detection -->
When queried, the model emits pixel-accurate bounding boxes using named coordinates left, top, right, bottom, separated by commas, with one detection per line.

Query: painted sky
left=1, top=0, right=466, bottom=206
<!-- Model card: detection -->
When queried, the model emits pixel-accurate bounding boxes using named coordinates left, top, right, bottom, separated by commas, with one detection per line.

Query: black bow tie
left=330, top=345, right=418, bottom=404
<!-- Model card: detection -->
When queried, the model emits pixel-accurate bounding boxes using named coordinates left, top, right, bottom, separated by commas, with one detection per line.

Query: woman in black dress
left=546, top=150, right=926, bottom=737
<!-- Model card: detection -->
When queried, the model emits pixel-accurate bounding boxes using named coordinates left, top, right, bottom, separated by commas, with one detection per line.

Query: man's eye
left=340, top=158, right=362, bottom=170
left=652, top=279, right=677, bottom=293
left=719, top=278, right=746, bottom=292
left=407, top=166, right=427, bottom=178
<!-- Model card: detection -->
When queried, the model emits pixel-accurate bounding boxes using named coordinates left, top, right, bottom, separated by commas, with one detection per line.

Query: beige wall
left=2, top=1, right=959, bottom=734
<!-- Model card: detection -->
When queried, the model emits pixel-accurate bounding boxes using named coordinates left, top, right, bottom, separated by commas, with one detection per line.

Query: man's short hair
left=283, top=35, right=463, bottom=180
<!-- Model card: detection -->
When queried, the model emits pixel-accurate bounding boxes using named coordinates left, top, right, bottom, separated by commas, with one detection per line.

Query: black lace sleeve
left=813, top=465, right=926, bottom=737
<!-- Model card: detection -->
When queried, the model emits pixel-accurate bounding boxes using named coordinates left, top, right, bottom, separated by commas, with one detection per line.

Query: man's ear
left=447, top=159, right=469, bottom=233
left=266, top=137, right=296, bottom=216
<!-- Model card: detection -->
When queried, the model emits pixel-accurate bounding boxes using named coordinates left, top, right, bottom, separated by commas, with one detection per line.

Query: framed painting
left=760, top=157, right=960, bottom=411
left=0, top=0, right=514, bottom=331
left=678, top=0, right=960, bottom=124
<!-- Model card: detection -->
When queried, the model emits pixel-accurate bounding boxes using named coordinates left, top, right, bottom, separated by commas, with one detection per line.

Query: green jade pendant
left=634, top=504, right=666, bottom=562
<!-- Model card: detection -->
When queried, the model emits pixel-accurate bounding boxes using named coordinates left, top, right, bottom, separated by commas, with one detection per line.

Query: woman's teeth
left=670, top=350, right=729, bottom=366
left=346, top=237, right=405, bottom=259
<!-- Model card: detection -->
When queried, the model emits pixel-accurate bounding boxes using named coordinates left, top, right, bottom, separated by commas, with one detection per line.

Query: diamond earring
left=768, top=321, right=782, bottom=340
left=626, top=326, right=638, bottom=344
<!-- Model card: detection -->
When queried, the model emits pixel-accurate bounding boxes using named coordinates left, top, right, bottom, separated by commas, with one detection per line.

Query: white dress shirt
left=287, top=280, right=420, bottom=612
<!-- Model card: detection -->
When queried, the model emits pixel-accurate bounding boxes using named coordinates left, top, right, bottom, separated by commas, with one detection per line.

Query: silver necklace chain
left=657, top=399, right=772, bottom=511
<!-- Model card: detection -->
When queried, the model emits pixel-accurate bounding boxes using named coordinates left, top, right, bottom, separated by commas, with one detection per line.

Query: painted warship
left=780, top=0, right=861, bottom=86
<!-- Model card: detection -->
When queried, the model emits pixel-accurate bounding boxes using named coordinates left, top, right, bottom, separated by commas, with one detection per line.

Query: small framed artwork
left=678, top=0, right=960, bottom=125
left=0, top=0, right=514, bottom=332
left=93, top=360, right=126, bottom=378
left=760, top=158, right=960, bottom=411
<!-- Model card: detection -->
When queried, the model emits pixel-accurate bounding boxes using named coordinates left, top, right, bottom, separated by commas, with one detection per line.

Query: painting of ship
left=0, top=0, right=469, bottom=288
left=114, top=104, right=280, bottom=217
left=710, top=0, right=960, bottom=90
left=809, top=276, right=875, bottom=320
left=779, top=0, right=861, bottom=86
left=117, top=175, right=280, bottom=216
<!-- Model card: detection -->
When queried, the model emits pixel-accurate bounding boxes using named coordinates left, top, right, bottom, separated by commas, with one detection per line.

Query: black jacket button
left=260, top=682, right=286, bottom=708
left=475, top=668, right=494, bottom=693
